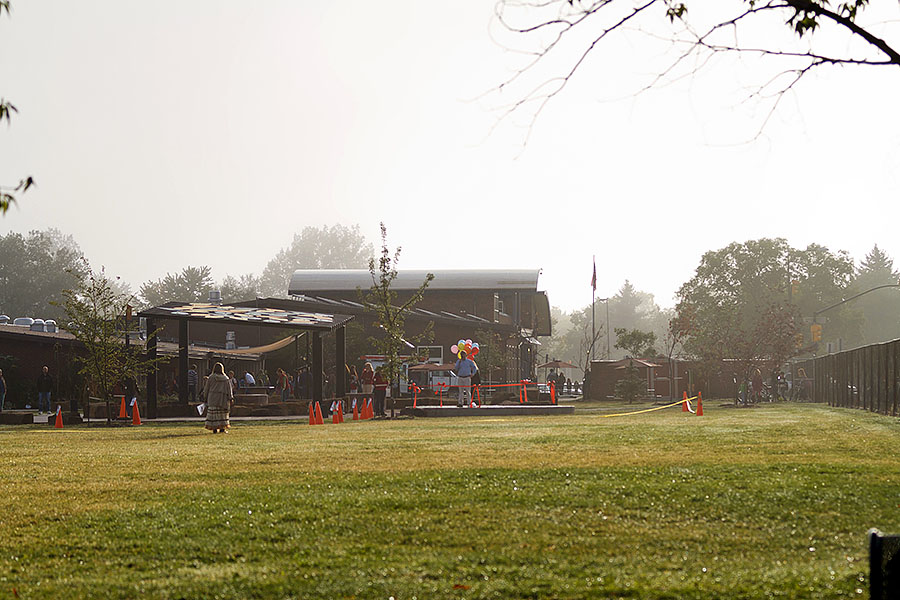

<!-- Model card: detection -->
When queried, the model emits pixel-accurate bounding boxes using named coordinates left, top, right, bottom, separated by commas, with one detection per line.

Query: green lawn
left=1, top=402, right=898, bottom=599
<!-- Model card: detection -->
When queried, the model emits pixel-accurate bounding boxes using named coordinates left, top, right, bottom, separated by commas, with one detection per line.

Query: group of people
left=348, top=362, right=388, bottom=417
left=186, top=364, right=263, bottom=404
left=547, top=370, right=577, bottom=395
left=0, top=365, right=63, bottom=414
left=737, top=368, right=792, bottom=404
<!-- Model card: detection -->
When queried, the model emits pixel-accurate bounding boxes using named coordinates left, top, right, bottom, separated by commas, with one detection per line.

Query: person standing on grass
left=373, top=366, right=388, bottom=417
left=348, top=365, right=359, bottom=396
left=36, top=365, right=53, bottom=414
left=0, top=368, right=6, bottom=412
left=274, top=368, right=286, bottom=402
left=202, top=362, right=233, bottom=433
left=751, top=368, right=763, bottom=403
left=228, top=370, right=238, bottom=396
left=187, top=364, right=199, bottom=403
left=454, top=350, right=478, bottom=408
left=360, top=362, right=375, bottom=411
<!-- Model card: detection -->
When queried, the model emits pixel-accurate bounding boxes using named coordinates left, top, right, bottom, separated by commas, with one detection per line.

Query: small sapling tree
left=362, top=223, right=434, bottom=408
left=62, top=263, right=164, bottom=423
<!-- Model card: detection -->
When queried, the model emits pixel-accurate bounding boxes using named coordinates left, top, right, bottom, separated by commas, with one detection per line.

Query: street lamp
left=811, top=281, right=900, bottom=352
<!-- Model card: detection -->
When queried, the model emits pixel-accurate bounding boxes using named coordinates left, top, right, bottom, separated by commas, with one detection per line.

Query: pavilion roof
left=138, top=302, right=353, bottom=332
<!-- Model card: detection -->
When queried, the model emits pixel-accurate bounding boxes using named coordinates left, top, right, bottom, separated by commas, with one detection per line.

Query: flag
left=591, top=257, right=597, bottom=292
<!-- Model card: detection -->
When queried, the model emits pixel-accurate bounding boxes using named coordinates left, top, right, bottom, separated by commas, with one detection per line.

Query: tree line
left=543, top=240, right=900, bottom=381
left=0, top=224, right=373, bottom=323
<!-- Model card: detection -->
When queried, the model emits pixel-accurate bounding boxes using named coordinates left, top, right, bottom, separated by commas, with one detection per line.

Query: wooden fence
left=813, top=339, right=900, bottom=416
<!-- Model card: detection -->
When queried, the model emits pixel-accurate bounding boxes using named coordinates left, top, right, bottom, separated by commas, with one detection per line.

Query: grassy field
left=1, top=402, right=899, bottom=599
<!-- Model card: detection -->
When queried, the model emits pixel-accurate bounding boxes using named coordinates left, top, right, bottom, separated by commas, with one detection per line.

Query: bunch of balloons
left=451, top=339, right=479, bottom=360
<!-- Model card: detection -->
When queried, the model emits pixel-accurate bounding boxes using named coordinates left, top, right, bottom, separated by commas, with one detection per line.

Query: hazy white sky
left=2, top=1, right=899, bottom=312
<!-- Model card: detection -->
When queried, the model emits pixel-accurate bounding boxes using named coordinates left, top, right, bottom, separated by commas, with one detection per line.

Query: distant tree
left=219, top=273, right=261, bottom=304
left=138, top=266, right=215, bottom=308
left=0, top=2, right=34, bottom=214
left=614, top=327, right=657, bottom=359
left=606, top=281, right=669, bottom=359
left=789, top=243, right=861, bottom=347
left=614, top=360, right=646, bottom=404
left=474, top=328, right=514, bottom=382
left=362, top=223, right=433, bottom=395
left=0, top=229, right=87, bottom=321
left=62, top=265, right=165, bottom=423
left=674, top=238, right=853, bottom=382
left=492, top=1, right=900, bottom=139
left=850, top=244, right=900, bottom=344
left=260, top=224, right=374, bottom=297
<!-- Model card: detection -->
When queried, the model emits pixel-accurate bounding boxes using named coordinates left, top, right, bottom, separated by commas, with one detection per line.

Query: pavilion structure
left=138, top=302, right=354, bottom=418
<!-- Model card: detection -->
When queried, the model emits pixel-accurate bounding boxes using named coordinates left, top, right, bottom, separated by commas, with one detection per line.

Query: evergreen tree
left=852, top=245, right=900, bottom=344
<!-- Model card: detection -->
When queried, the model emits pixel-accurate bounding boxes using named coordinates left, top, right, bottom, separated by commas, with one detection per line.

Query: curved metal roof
left=288, top=269, right=542, bottom=294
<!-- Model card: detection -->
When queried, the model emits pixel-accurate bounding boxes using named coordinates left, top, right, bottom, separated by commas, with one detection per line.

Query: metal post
left=605, top=299, right=611, bottom=359
left=312, top=332, right=323, bottom=403
left=146, top=318, right=158, bottom=419
left=178, top=320, right=188, bottom=405
left=335, top=326, right=346, bottom=398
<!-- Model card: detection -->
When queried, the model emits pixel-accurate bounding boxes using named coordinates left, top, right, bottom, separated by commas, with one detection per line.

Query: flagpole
left=591, top=255, right=596, bottom=362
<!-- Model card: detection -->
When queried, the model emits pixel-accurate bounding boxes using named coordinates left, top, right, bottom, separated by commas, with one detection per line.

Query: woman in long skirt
left=202, top=362, right=233, bottom=433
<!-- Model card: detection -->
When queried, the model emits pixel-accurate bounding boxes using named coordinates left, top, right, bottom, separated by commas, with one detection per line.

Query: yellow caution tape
left=597, top=396, right=698, bottom=418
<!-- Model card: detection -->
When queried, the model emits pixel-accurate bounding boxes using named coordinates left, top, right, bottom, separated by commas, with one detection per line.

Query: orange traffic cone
left=337, top=401, right=344, bottom=423
left=352, top=398, right=359, bottom=420
left=54, top=406, right=64, bottom=429
left=332, top=401, right=340, bottom=424
left=309, top=402, right=315, bottom=425
left=682, top=391, right=688, bottom=412
left=118, top=396, right=128, bottom=419
left=132, top=400, right=142, bottom=425
left=314, top=401, right=324, bottom=425
left=697, top=391, right=703, bottom=417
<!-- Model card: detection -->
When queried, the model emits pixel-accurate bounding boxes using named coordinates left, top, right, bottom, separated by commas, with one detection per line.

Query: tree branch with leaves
left=1, top=2, right=34, bottom=214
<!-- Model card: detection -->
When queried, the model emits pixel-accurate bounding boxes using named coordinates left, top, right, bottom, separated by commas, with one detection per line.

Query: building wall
left=0, top=329, right=84, bottom=408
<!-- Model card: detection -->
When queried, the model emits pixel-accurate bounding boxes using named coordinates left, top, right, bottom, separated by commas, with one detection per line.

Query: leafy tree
left=614, top=360, right=646, bottom=404
left=260, top=224, right=374, bottom=297
left=606, top=281, right=670, bottom=359
left=362, top=223, right=433, bottom=394
left=614, top=327, right=658, bottom=359
left=789, top=243, right=861, bottom=347
left=540, top=305, right=603, bottom=371
left=850, top=244, right=900, bottom=344
left=138, top=266, right=215, bottom=308
left=0, top=2, right=34, bottom=214
left=220, top=273, right=261, bottom=304
left=0, top=229, right=88, bottom=321
left=62, top=266, right=164, bottom=423
left=492, top=0, right=900, bottom=135
left=474, top=328, right=514, bottom=382
left=674, top=238, right=854, bottom=382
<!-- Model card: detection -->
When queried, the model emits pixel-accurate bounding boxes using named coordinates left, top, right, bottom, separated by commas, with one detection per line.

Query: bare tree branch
left=488, top=0, right=900, bottom=143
